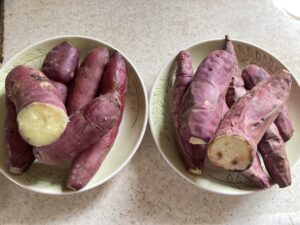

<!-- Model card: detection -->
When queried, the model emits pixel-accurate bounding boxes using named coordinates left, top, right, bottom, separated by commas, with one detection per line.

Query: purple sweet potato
left=33, top=93, right=120, bottom=165
left=66, top=52, right=128, bottom=190
left=42, top=41, right=79, bottom=84
left=178, top=50, right=234, bottom=174
left=224, top=35, right=247, bottom=107
left=67, top=47, right=109, bottom=114
left=51, top=80, right=68, bottom=104
left=242, top=64, right=294, bottom=141
left=258, top=123, right=291, bottom=188
left=4, top=98, right=34, bottom=174
left=208, top=70, right=292, bottom=171
left=5, top=65, right=68, bottom=147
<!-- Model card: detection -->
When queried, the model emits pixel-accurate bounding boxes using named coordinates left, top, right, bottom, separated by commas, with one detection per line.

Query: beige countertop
left=1, top=0, right=300, bottom=224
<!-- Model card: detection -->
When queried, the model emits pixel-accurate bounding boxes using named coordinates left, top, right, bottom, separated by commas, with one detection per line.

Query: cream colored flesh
left=207, top=135, right=252, bottom=171
left=189, top=137, right=206, bottom=145
left=17, top=103, right=68, bottom=147
left=188, top=168, right=202, bottom=175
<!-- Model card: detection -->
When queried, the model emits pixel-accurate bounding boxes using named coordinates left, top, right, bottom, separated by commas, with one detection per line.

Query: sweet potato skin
left=4, top=98, right=34, bottom=174
left=67, top=47, right=109, bottom=114
left=42, top=41, right=79, bottom=84
left=66, top=52, right=128, bottom=190
left=258, top=123, right=291, bottom=188
left=208, top=71, right=292, bottom=171
left=51, top=81, right=68, bottom=104
left=33, top=93, right=120, bottom=165
left=242, top=64, right=294, bottom=141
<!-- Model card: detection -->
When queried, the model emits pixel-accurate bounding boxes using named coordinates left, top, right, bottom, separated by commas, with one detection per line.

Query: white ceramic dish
left=149, top=38, right=300, bottom=195
left=0, top=35, right=148, bottom=195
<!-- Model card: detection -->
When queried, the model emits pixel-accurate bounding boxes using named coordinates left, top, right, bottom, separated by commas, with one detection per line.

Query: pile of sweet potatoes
left=171, top=35, right=294, bottom=188
left=4, top=41, right=128, bottom=190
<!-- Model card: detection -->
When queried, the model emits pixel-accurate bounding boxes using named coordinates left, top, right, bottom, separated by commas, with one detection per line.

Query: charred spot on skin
left=208, top=67, right=213, bottom=71
left=31, top=73, right=46, bottom=81
left=253, top=122, right=260, bottom=128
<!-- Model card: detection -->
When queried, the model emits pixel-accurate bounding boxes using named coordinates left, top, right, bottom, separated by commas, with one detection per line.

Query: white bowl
left=0, top=35, right=148, bottom=195
left=149, top=38, right=300, bottom=195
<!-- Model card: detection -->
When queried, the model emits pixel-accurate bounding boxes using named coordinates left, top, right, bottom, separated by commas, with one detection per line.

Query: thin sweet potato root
left=33, top=93, right=120, bottom=165
left=208, top=70, right=292, bottom=171
left=5, top=65, right=68, bottom=147
left=5, top=98, right=34, bottom=174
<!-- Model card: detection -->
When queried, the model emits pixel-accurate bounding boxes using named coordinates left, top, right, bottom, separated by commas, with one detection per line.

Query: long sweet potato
left=242, top=65, right=294, bottom=141
left=258, top=123, right=291, bottom=187
left=67, top=47, right=109, bottom=114
left=5, top=65, right=68, bottom=147
left=178, top=50, right=234, bottom=174
left=33, top=93, right=120, bottom=165
left=4, top=98, right=34, bottom=174
left=208, top=70, right=292, bottom=171
left=224, top=35, right=247, bottom=107
left=51, top=81, right=68, bottom=104
left=42, top=41, right=79, bottom=84
left=66, top=52, right=128, bottom=190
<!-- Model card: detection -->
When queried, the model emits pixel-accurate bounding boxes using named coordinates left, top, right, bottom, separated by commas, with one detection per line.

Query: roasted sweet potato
left=224, top=35, right=247, bottom=107
left=242, top=65, right=294, bottom=141
left=66, top=52, right=128, bottom=190
left=33, top=93, right=120, bottom=165
left=5, top=65, right=68, bottom=147
left=178, top=50, right=234, bottom=173
left=208, top=70, right=292, bottom=171
left=67, top=47, right=109, bottom=114
left=42, top=41, right=79, bottom=84
left=51, top=81, right=68, bottom=104
left=4, top=98, right=34, bottom=174
left=258, top=123, right=291, bottom=188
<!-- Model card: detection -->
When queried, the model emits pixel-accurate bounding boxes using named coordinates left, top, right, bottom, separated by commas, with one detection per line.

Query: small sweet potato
left=258, top=123, right=291, bottom=188
left=5, top=65, right=68, bottom=147
left=33, top=93, right=120, bottom=165
left=42, top=41, right=79, bottom=84
left=66, top=52, right=128, bottom=190
left=51, top=81, right=68, bottom=104
left=4, top=98, right=34, bottom=174
left=208, top=70, right=292, bottom=171
left=67, top=47, right=109, bottom=114
left=178, top=50, right=234, bottom=173
left=242, top=64, right=294, bottom=141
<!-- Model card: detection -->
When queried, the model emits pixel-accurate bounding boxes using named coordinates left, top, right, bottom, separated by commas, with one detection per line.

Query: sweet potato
left=4, top=98, right=34, bottom=174
left=67, top=47, right=109, bottom=114
left=224, top=35, right=247, bottom=107
left=5, top=65, right=68, bottom=147
left=66, top=52, right=128, bottom=190
left=178, top=50, right=234, bottom=173
left=242, top=64, right=294, bottom=141
left=33, top=93, right=120, bottom=165
left=51, top=81, right=68, bottom=104
left=42, top=41, right=79, bottom=84
left=258, top=123, right=291, bottom=187
left=208, top=70, right=292, bottom=171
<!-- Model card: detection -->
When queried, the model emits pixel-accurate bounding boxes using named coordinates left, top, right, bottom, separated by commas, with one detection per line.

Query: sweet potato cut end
left=208, top=135, right=252, bottom=171
left=17, top=103, right=68, bottom=147
left=188, top=168, right=202, bottom=175
left=189, top=137, right=206, bottom=145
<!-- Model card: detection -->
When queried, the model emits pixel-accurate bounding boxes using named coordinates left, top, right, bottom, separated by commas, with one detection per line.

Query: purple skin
left=178, top=50, right=234, bottom=173
left=42, top=41, right=80, bottom=84
left=5, top=98, right=34, bottom=174
left=51, top=81, right=68, bottom=104
left=258, top=123, right=291, bottom=188
left=33, top=93, right=120, bottom=165
left=242, top=64, right=294, bottom=142
left=224, top=35, right=247, bottom=107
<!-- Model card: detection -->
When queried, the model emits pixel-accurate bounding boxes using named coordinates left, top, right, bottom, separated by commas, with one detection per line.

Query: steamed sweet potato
left=223, top=35, right=247, bottom=107
left=42, top=41, right=79, bottom=84
left=67, top=47, right=109, bottom=114
left=33, top=93, right=120, bottom=165
left=66, top=52, right=128, bottom=190
left=242, top=64, right=294, bottom=141
left=4, top=98, right=34, bottom=174
left=258, top=123, right=291, bottom=188
left=178, top=50, right=234, bottom=173
left=208, top=70, right=292, bottom=171
left=5, top=65, right=68, bottom=147
left=51, top=81, right=68, bottom=104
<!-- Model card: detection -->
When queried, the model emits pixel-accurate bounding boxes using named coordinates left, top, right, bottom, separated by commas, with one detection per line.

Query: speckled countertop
left=1, top=0, right=300, bottom=224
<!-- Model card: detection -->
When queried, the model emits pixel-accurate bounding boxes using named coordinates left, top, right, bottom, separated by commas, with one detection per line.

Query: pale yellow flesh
left=207, top=135, right=252, bottom=171
left=17, top=103, right=68, bottom=147
left=189, top=137, right=206, bottom=145
left=188, top=168, right=202, bottom=175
